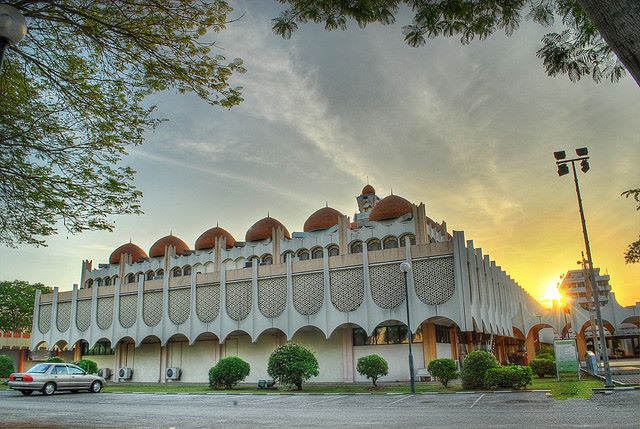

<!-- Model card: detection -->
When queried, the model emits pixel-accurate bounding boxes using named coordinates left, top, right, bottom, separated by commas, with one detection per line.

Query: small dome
left=368, top=194, right=413, bottom=221
left=362, top=184, right=376, bottom=195
left=149, top=234, right=190, bottom=258
left=303, top=206, right=343, bottom=232
left=109, top=242, right=148, bottom=264
left=245, top=216, right=291, bottom=242
left=195, top=226, right=236, bottom=250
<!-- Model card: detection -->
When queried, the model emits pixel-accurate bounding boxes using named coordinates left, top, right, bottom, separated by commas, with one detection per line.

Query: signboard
left=553, top=339, right=580, bottom=380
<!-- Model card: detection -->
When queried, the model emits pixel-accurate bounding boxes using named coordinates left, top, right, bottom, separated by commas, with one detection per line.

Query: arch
left=182, top=265, right=192, bottom=276
left=580, top=320, right=615, bottom=336
left=96, top=278, right=103, bottom=287
left=172, top=266, right=183, bottom=277
left=327, top=322, right=365, bottom=340
left=327, top=244, right=339, bottom=257
left=139, top=335, right=161, bottom=344
left=512, top=327, right=526, bottom=340
left=166, top=333, right=190, bottom=344
left=382, top=235, right=399, bottom=249
left=296, top=248, right=310, bottom=261
left=53, top=339, right=69, bottom=351
left=104, top=277, right=112, bottom=286
left=349, top=240, right=363, bottom=254
left=112, top=275, right=119, bottom=284
left=254, top=327, right=287, bottom=343
left=89, top=337, right=112, bottom=350
left=399, top=233, right=416, bottom=247
left=85, top=279, right=94, bottom=289
left=135, top=271, right=144, bottom=281
left=155, top=269, right=164, bottom=278
left=281, top=250, right=295, bottom=263
left=126, top=273, right=136, bottom=284
left=621, top=316, right=640, bottom=327
left=220, top=329, right=253, bottom=344
left=114, top=335, right=136, bottom=347
left=145, top=270, right=154, bottom=281
left=310, top=246, right=323, bottom=260
left=202, top=261, right=215, bottom=273
left=260, top=253, right=273, bottom=265
left=192, top=331, right=219, bottom=342
left=291, top=325, right=327, bottom=340
left=33, top=340, right=49, bottom=350
left=367, top=238, right=382, bottom=251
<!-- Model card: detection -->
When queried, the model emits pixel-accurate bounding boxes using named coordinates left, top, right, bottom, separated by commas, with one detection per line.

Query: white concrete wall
left=292, top=329, right=344, bottom=383
left=167, top=339, right=217, bottom=383
left=228, top=333, right=281, bottom=382
left=436, top=343, right=452, bottom=359
left=88, top=354, right=115, bottom=379
left=353, top=344, right=424, bottom=382
left=127, top=342, right=161, bottom=382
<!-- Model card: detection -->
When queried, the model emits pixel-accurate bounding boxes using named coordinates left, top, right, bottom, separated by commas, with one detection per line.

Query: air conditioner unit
left=166, top=367, right=182, bottom=381
left=118, top=367, right=133, bottom=380
left=98, top=368, right=112, bottom=379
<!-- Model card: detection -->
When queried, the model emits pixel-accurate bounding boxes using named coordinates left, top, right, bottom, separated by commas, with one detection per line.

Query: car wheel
left=20, top=390, right=33, bottom=396
left=90, top=380, right=102, bottom=393
left=42, top=382, right=56, bottom=396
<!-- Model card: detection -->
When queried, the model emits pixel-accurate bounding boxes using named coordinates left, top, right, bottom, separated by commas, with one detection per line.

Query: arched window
left=96, top=278, right=103, bottom=287
left=281, top=251, right=294, bottom=263
left=327, top=245, right=339, bottom=257
left=383, top=236, right=399, bottom=249
left=156, top=269, right=164, bottom=279
left=172, top=267, right=182, bottom=277
left=399, top=234, right=416, bottom=247
left=311, top=247, right=323, bottom=259
left=261, top=254, right=273, bottom=265
left=350, top=240, right=363, bottom=254
left=112, top=275, right=118, bottom=284
left=85, top=279, right=94, bottom=289
left=367, top=238, right=382, bottom=251
left=126, top=273, right=136, bottom=284
left=146, top=271, right=154, bottom=281
left=104, top=277, right=112, bottom=286
left=297, top=249, right=309, bottom=261
left=183, top=266, right=192, bottom=276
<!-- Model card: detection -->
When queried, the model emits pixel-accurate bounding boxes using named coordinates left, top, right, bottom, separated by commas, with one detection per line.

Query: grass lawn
left=529, top=375, right=604, bottom=400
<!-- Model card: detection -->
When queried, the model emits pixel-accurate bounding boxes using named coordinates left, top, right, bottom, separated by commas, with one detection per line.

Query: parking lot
left=0, top=389, right=638, bottom=428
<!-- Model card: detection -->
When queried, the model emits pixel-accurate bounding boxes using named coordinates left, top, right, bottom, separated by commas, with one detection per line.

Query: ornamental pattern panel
left=119, top=295, right=137, bottom=328
left=76, top=300, right=91, bottom=332
left=39, top=304, right=51, bottom=334
left=143, top=292, right=163, bottom=327
left=56, top=302, right=71, bottom=332
left=413, top=257, right=455, bottom=306
left=330, top=268, right=364, bottom=312
left=169, top=289, right=190, bottom=325
left=292, top=273, right=324, bottom=316
left=97, top=297, right=114, bottom=330
left=258, top=277, right=286, bottom=319
left=196, top=284, right=220, bottom=323
left=226, top=281, right=251, bottom=321
left=369, top=264, right=406, bottom=309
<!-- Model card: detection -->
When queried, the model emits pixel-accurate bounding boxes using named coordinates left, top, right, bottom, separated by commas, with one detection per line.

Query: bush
left=268, top=342, right=319, bottom=390
left=529, top=358, right=555, bottom=378
left=208, top=357, right=250, bottom=389
left=537, top=352, right=555, bottom=362
left=356, top=354, right=388, bottom=387
left=46, top=356, right=64, bottom=363
left=460, top=350, right=498, bottom=389
left=539, top=345, right=555, bottom=360
left=427, top=358, right=459, bottom=388
left=484, top=365, right=533, bottom=390
left=73, top=359, right=98, bottom=374
left=0, top=355, right=15, bottom=378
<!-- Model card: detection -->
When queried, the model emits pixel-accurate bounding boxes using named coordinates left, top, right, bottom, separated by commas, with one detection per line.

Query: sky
left=1, top=1, right=638, bottom=306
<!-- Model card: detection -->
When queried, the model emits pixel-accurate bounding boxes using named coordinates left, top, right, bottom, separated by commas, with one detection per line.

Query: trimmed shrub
left=537, top=352, right=555, bottom=362
left=529, top=358, right=555, bottom=378
left=0, top=355, right=15, bottom=378
left=73, top=359, right=98, bottom=374
left=268, top=342, right=319, bottom=390
left=208, top=357, right=250, bottom=389
left=356, top=354, right=388, bottom=387
left=427, top=358, right=459, bottom=388
left=460, top=350, right=498, bottom=389
left=46, top=356, right=64, bottom=363
left=484, top=365, right=533, bottom=390
left=539, top=345, right=555, bottom=359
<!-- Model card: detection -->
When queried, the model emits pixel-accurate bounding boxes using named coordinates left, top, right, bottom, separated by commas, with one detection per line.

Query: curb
left=103, top=389, right=552, bottom=397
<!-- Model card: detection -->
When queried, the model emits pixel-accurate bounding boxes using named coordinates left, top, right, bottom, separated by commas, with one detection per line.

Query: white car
left=8, top=363, right=106, bottom=396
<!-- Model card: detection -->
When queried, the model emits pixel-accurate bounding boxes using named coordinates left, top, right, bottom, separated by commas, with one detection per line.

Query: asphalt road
left=0, top=389, right=638, bottom=429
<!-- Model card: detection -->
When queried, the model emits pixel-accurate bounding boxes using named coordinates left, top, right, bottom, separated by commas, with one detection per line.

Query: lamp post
left=553, top=147, right=613, bottom=387
left=400, top=261, right=416, bottom=394
left=0, top=5, right=27, bottom=71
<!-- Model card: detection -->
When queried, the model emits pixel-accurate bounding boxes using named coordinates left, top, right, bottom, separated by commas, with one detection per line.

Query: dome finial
left=325, top=200, right=328, bottom=208
left=267, top=211, right=270, bottom=218
left=170, top=229, right=173, bottom=236
left=390, top=187, right=393, bottom=195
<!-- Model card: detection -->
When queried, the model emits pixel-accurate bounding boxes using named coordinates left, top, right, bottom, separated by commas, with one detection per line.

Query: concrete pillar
left=73, top=342, right=82, bottom=361
left=159, top=345, right=168, bottom=383
left=450, top=327, right=459, bottom=360
left=525, top=332, right=537, bottom=360
left=422, top=322, right=437, bottom=366
left=576, top=332, right=587, bottom=360
left=466, top=332, right=475, bottom=353
left=19, top=349, right=25, bottom=373
left=342, top=327, right=354, bottom=383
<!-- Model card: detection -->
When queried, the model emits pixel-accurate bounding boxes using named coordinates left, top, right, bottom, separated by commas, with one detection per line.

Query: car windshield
left=27, top=363, right=52, bottom=374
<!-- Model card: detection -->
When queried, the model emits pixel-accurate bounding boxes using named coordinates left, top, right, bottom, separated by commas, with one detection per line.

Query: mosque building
left=29, top=185, right=639, bottom=383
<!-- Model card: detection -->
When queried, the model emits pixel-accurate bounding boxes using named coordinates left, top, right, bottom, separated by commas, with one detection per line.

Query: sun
left=538, top=280, right=565, bottom=308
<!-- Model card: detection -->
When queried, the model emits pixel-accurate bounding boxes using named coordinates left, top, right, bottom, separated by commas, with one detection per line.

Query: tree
left=273, top=0, right=639, bottom=86
left=267, top=342, right=319, bottom=390
left=460, top=350, right=498, bottom=389
left=0, top=280, right=52, bottom=332
left=0, top=355, right=15, bottom=378
left=427, top=358, right=459, bottom=388
left=1, top=1, right=245, bottom=247
left=208, top=356, right=251, bottom=389
left=356, top=354, right=388, bottom=387
left=622, top=188, right=640, bottom=263
left=73, top=359, right=98, bottom=375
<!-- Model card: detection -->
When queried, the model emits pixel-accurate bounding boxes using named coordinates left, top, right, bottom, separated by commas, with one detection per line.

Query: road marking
left=308, top=395, right=343, bottom=406
left=469, top=393, right=485, bottom=408
left=386, top=395, right=411, bottom=406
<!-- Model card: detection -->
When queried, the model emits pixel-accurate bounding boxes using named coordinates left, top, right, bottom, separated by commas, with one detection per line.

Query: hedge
left=529, top=358, right=556, bottom=378
left=484, top=365, right=532, bottom=390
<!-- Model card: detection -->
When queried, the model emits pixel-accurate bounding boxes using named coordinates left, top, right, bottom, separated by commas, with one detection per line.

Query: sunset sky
left=1, top=1, right=638, bottom=306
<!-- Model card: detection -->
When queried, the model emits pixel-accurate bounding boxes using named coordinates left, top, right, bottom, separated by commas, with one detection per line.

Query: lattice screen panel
left=96, top=297, right=114, bottom=330
left=76, top=300, right=91, bottom=332
left=413, top=257, right=455, bottom=306
left=56, top=302, right=71, bottom=332
left=119, top=295, right=137, bottom=328
left=143, top=292, right=163, bottom=327
left=38, top=305, right=51, bottom=334
left=258, top=277, right=287, bottom=319
left=226, top=281, right=251, bottom=321
left=330, top=268, right=364, bottom=312
left=292, top=273, right=324, bottom=316
left=196, top=284, right=220, bottom=323
left=169, top=289, right=191, bottom=325
left=369, top=264, right=406, bottom=309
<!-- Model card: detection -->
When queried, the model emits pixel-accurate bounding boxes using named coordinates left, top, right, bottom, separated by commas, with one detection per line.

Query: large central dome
left=149, top=234, right=190, bottom=258
left=368, top=195, right=413, bottom=221
left=109, top=242, right=148, bottom=264
left=245, top=216, right=291, bottom=242
left=303, top=206, right=343, bottom=232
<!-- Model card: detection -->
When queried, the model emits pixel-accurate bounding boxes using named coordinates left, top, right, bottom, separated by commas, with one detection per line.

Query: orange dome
left=362, top=184, right=376, bottom=195
left=245, top=216, right=291, bottom=242
left=195, top=226, right=236, bottom=250
left=149, top=234, right=190, bottom=258
left=109, top=242, right=148, bottom=264
left=303, top=206, right=343, bottom=232
left=368, top=194, right=413, bottom=221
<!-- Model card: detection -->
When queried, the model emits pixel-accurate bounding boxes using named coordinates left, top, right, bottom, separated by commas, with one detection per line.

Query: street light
left=400, top=261, right=416, bottom=394
left=554, top=147, right=613, bottom=387
left=0, top=5, right=27, bottom=71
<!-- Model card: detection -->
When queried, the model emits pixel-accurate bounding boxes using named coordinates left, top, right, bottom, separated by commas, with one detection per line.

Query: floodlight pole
left=400, top=262, right=416, bottom=394
left=555, top=153, right=613, bottom=387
